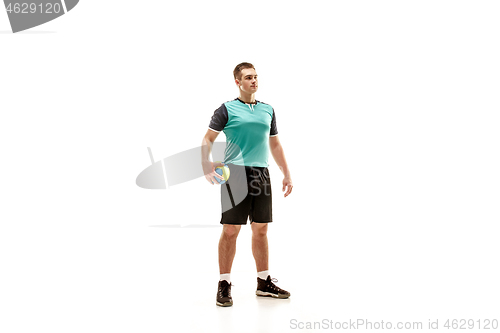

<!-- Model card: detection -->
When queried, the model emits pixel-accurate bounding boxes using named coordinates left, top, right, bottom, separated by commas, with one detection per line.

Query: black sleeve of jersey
left=270, top=108, right=278, bottom=136
left=208, top=104, right=228, bottom=132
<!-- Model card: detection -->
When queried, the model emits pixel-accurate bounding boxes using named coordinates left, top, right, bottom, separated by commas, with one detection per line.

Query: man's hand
left=202, top=161, right=225, bottom=185
left=282, top=176, right=293, bottom=197
left=270, top=136, right=292, bottom=197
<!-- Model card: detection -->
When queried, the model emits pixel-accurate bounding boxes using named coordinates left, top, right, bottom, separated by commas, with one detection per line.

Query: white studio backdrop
left=1, top=1, right=499, bottom=332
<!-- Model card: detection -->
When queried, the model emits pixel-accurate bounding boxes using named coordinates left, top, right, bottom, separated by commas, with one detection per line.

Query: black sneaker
left=256, top=275, right=290, bottom=299
left=216, top=280, right=233, bottom=307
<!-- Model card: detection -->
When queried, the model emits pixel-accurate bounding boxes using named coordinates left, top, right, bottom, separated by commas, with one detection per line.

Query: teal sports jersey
left=208, top=98, right=278, bottom=167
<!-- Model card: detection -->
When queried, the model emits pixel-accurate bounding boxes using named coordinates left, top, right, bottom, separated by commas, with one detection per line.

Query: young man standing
left=201, top=62, right=293, bottom=307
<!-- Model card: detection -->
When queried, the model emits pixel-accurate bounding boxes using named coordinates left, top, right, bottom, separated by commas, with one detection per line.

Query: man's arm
left=202, top=129, right=224, bottom=184
left=270, top=136, right=293, bottom=197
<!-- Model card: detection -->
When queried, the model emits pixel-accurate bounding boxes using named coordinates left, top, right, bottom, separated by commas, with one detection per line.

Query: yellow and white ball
left=214, top=162, right=230, bottom=184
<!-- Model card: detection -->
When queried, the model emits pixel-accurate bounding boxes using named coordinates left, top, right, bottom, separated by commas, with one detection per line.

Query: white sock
left=220, top=273, right=231, bottom=283
left=257, top=270, right=269, bottom=280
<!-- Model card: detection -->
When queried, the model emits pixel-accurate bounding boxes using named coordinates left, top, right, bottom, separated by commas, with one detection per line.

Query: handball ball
left=215, top=162, right=230, bottom=184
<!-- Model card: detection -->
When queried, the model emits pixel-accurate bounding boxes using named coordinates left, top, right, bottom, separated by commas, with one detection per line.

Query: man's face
left=237, top=68, right=258, bottom=93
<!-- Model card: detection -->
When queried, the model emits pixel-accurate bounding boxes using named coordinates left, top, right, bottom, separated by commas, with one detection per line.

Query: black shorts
left=220, top=164, right=272, bottom=225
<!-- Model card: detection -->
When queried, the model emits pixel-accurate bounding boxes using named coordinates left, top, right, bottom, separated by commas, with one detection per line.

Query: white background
left=1, top=1, right=499, bottom=332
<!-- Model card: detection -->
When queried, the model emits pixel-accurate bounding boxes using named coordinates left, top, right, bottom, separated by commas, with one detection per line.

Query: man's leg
left=219, top=224, right=242, bottom=274
left=251, top=222, right=269, bottom=272
left=216, top=224, right=241, bottom=307
left=252, top=221, right=290, bottom=298
left=249, top=167, right=290, bottom=298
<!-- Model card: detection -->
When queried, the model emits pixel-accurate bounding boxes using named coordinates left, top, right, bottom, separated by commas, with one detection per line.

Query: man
left=201, top=62, right=293, bottom=307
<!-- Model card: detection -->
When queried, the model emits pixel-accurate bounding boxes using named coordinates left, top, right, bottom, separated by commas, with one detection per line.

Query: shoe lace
left=219, top=282, right=233, bottom=297
left=268, top=278, right=286, bottom=293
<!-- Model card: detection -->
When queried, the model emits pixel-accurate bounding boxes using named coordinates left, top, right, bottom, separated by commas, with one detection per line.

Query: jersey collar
left=236, top=97, right=258, bottom=105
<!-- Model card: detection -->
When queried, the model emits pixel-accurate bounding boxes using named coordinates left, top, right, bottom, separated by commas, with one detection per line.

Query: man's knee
left=251, top=222, right=268, bottom=237
left=222, top=224, right=241, bottom=238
